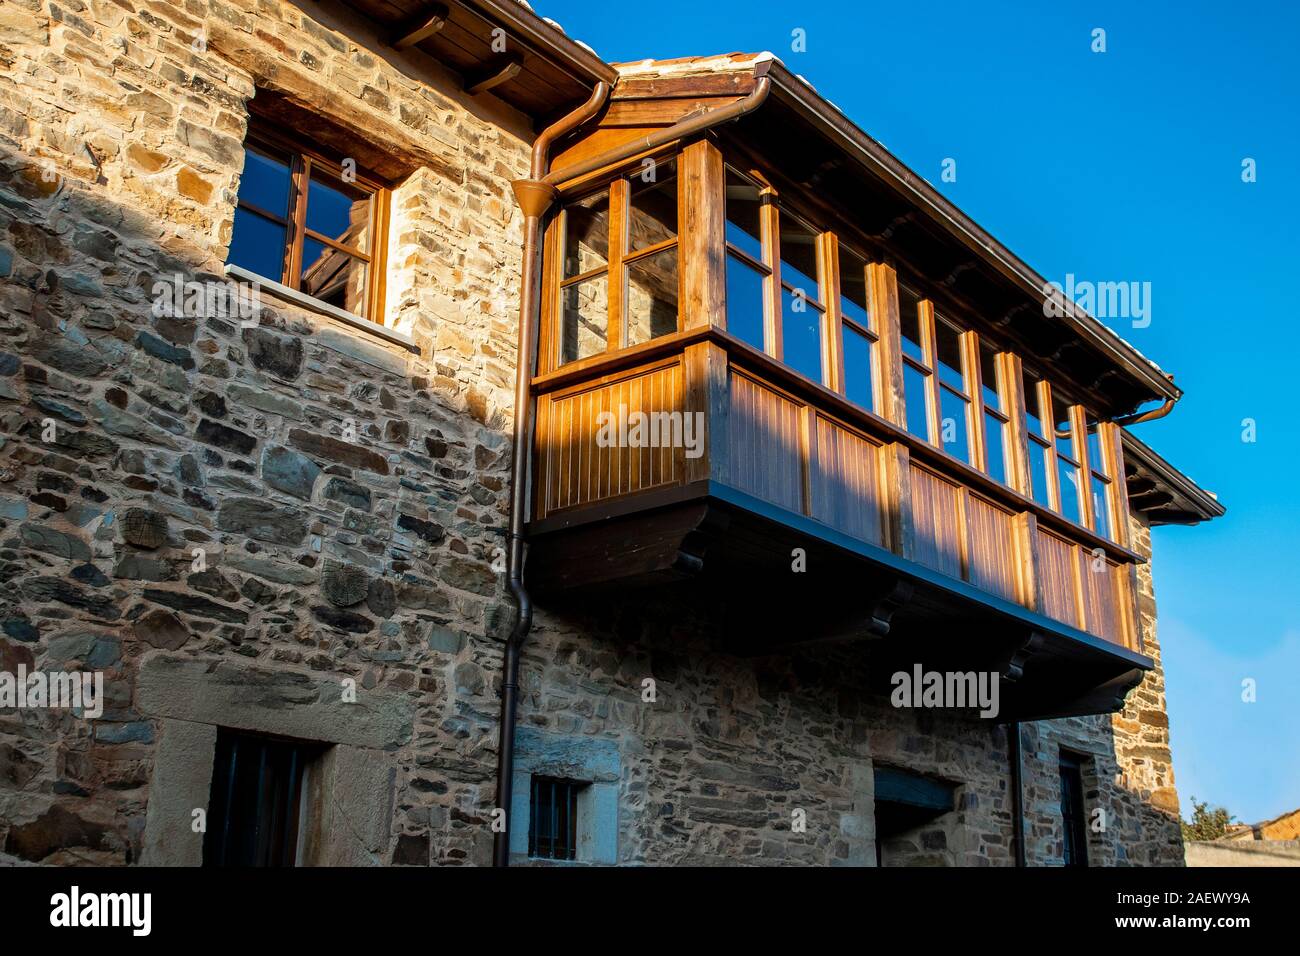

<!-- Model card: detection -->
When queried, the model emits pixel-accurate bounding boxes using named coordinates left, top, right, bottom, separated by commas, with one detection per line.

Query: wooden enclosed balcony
left=524, top=136, right=1155, bottom=720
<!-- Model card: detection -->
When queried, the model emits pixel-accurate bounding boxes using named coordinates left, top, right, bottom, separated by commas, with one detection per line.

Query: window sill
left=224, top=264, right=418, bottom=353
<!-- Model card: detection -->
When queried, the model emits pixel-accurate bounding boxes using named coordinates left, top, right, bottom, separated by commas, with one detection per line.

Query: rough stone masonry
left=0, top=0, right=1184, bottom=865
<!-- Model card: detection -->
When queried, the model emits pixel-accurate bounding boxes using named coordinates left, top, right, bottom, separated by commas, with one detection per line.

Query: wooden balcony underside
left=526, top=484, right=1149, bottom=722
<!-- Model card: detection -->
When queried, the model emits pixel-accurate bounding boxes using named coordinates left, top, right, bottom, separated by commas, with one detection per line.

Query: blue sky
left=543, top=0, right=1300, bottom=824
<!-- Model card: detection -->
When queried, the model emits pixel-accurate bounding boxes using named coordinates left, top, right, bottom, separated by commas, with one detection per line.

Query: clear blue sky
left=542, top=0, right=1300, bottom=824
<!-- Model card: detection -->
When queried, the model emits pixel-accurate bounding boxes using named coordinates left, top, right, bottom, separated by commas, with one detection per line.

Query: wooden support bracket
left=391, top=4, right=449, bottom=50
left=464, top=54, right=524, bottom=96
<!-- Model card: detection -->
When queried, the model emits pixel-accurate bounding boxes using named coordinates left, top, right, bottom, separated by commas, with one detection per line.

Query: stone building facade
left=0, top=0, right=1197, bottom=866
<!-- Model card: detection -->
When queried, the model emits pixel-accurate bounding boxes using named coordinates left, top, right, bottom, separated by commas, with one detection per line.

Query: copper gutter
left=1112, top=396, right=1176, bottom=427
left=493, top=71, right=772, bottom=866
left=540, top=72, right=772, bottom=188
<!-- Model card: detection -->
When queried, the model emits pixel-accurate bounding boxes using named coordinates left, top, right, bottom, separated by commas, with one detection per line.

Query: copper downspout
left=1009, top=721, right=1026, bottom=867
left=1112, top=395, right=1176, bottom=427
left=494, top=80, right=610, bottom=869
left=493, top=72, right=772, bottom=867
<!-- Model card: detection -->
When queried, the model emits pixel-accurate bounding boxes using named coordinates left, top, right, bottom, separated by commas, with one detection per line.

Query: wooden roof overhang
left=336, top=0, right=618, bottom=118
left=526, top=482, right=1153, bottom=723
left=1122, top=431, right=1226, bottom=527
left=591, top=56, right=1180, bottom=420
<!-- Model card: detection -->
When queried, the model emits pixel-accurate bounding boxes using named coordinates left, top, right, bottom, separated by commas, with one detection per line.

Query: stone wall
left=0, top=0, right=528, bottom=865
left=0, top=0, right=1186, bottom=868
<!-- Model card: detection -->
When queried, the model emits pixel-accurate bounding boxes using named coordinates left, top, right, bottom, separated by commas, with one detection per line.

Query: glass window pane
left=984, top=410, right=1007, bottom=484
left=1091, top=474, right=1111, bottom=539
left=563, top=192, right=610, bottom=278
left=227, top=207, right=287, bottom=281
left=726, top=253, right=765, bottom=351
left=237, top=144, right=292, bottom=218
left=903, top=363, right=930, bottom=441
left=625, top=246, right=679, bottom=347
left=1085, top=415, right=1107, bottom=476
left=1057, top=459, right=1083, bottom=523
left=1028, top=439, right=1051, bottom=507
left=842, top=323, right=875, bottom=412
left=899, top=285, right=924, bottom=362
left=979, top=342, right=1001, bottom=409
left=725, top=169, right=763, bottom=261
left=934, top=316, right=965, bottom=391
left=781, top=288, right=822, bottom=383
left=939, top=386, right=970, bottom=463
left=306, top=166, right=372, bottom=251
left=1023, top=368, right=1044, bottom=437
left=560, top=275, right=608, bottom=364
left=779, top=213, right=819, bottom=303
left=1052, top=393, right=1076, bottom=458
left=301, top=237, right=368, bottom=317
left=839, top=245, right=869, bottom=330
left=628, top=158, right=677, bottom=250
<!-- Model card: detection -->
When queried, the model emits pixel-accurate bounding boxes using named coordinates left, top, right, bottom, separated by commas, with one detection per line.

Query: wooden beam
left=391, top=4, right=448, bottom=50
left=463, top=54, right=524, bottom=96
left=679, top=139, right=726, bottom=331
left=868, top=262, right=906, bottom=430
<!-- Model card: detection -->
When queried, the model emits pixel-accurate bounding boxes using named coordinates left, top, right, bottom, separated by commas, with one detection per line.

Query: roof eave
left=753, top=59, right=1182, bottom=407
left=1121, top=430, right=1225, bottom=525
left=464, top=0, right=618, bottom=89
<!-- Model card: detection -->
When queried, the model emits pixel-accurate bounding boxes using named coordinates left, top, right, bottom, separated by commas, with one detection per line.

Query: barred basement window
left=203, top=729, right=321, bottom=867
left=528, top=776, right=584, bottom=861
left=228, top=120, right=390, bottom=323
left=1059, top=751, right=1089, bottom=868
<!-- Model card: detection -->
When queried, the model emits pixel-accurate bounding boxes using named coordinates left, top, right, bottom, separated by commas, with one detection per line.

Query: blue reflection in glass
left=726, top=253, right=765, bottom=350
left=904, top=363, right=930, bottom=441
left=984, top=411, right=1007, bottom=485
left=307, top=170, right=368, bottom=249
left=227, top=207, right=286, bottom=280
left=781, top=288, right=822, bottom=383
left=1028, top=440, right=1051, bottom=507
left=940, top=387, right=970, bottom=463
left=238, top=147, right=291, bottom=218
left=843, top=324, right=874, bottom=411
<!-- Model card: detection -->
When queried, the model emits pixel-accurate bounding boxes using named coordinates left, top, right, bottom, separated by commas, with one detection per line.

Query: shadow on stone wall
left=0, top=146, right=517, bottom=865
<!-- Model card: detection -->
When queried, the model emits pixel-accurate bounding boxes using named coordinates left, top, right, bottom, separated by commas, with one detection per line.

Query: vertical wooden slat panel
left=726, top=372, right=801, bottom=512
left=910, top=465, right=963, bottom=580
left=810, top=416, right=884, bottom=546
left=1037, top=527, right=1078, bottom=625
left=535, top=360, right=686, bottom=513
left=967, top=495, right=1019, bottom=602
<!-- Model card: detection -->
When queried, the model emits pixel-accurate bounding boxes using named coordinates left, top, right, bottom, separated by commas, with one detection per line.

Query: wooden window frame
left=721, top=163, right=892, bottom=414
left=233, top=123, right=391, bottom=324
left=1082, top=412, right=1116, bottom=541
left=828, top=238, right=881, bottom=413
left=896, top=292, right=983, bottom=466
left=970, top=339, right=1012, bottom=485
left=1018, top=369, right=1116, bottom=536
left=553, top=157, right=683, bottom=368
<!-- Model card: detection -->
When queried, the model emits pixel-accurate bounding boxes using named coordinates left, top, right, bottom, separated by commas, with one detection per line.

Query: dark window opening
left=873, top=765, right=958, bottom=867
left=528, top=776, right=583, bottom=861
left=203, top=729, right=321, bottom=867
left=1059, top=751, right=1089, bottom=867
